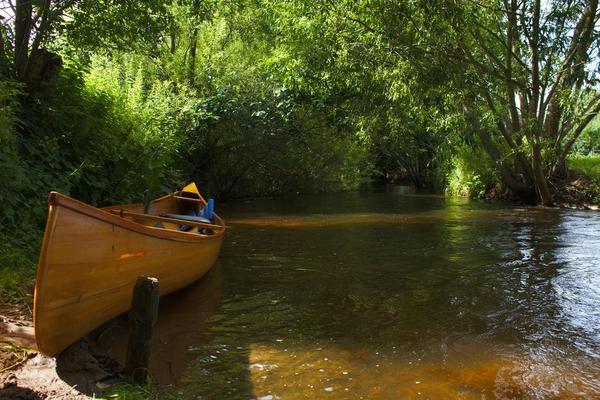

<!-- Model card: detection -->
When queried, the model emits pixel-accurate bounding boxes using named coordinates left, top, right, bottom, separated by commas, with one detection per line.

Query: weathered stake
left=125, top=276, right=159, bottom=384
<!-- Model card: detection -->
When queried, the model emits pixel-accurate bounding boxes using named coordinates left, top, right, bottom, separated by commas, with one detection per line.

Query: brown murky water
left=99, top=188, right=600, bottom=399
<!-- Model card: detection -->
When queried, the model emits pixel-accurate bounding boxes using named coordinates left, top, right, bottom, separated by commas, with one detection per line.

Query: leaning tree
left=316, top=0, right=599, bottom=204
left=445, top=0, right=599, bottom=204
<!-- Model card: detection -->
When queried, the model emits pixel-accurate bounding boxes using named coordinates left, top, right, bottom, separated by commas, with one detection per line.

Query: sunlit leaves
left=61, top=0, right=172, bottom=55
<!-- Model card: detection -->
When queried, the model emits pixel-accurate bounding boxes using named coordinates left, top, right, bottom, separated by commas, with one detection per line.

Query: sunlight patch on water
left=246, top=343, right=598, bottom=399
left=228, top=209, right=499, bottom=228
left=552, top=213, right=600, bottom=342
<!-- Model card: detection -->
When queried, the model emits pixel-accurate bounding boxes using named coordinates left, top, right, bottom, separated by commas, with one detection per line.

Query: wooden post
left=125, top=276, right=159, bottom=384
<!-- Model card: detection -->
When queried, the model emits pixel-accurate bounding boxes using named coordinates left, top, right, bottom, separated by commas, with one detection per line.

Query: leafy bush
left=12, top=65, right=184, bottom=217
left=445, top=145, right=499, bottom=198
left=573, top=116, right=600, bottom=155
left=0, top=79, right=29, bottom=229
left=0, top=80, right=39, bottom=304
left=178, top=81, right=370, bottom=198
left=0, top=235, right=39, bottom=305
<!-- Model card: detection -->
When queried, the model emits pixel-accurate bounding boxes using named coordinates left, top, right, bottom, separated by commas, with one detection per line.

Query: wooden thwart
left=172, top=195, right=206, bottom=204
left=108, top=209, right=225, bottom=230
left=125, top=276, right=159, bottom=384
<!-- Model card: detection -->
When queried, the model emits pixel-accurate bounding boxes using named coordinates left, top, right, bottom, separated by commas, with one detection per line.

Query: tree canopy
left=0, top=0, right=598, bottom=221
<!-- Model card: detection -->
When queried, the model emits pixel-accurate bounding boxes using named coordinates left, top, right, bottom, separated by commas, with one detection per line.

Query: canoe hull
left=34, top=192, right=224, bottom=356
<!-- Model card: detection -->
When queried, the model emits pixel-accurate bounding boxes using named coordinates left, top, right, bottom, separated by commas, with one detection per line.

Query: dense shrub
left=0, top=79, right=28, bottom=229
left=177, top=82, right=370, bottom=198
left=11, top=68, right=181, bottom=225
left=445, top=145, right=500, bottom=199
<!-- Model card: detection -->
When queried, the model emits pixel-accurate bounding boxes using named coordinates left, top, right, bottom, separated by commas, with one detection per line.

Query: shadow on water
left=90, top=266, right=228, bottom=384
left=55, top=266, right=254, bottom=397
left=91, top=188, right=600, bottom=399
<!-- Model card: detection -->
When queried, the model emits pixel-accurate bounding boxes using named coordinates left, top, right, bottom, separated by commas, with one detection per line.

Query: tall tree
left=273, top=0, right=600, bottom=204
left=444, top=0, right=600, bottom=204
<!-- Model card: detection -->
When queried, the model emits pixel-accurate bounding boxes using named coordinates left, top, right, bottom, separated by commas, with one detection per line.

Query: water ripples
left=139, top=191, right=600, bottom=398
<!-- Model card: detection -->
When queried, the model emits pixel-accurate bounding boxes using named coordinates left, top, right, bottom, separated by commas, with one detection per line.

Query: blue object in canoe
left=162, top=213, right=212, bottom=232
left=199, top=198, right=214, bottom=222
left=162, top=199, right=215, bottom=232
left=162, top=214, right=212, bottom=224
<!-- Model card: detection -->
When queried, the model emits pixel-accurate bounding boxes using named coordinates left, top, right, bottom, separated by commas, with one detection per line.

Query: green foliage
left=1, top=0, right=594, bottom=220
left=78, top=4, right=372, bottom=199
left=0, top=78, right=38, bottom=306
left=250, top=0, right=466, bottom=190
left=568, top=154, right=600, bottom=181
left=567, top=154, right=600, bottom=205
left=177, top=81, right=370, bottom=197
left=573, top=116, right=600, bottom=155
left=446, top=145, right=500, bottom=199
left=0, top=78, right=28, bottom=229
left=62, top=1, right=171, bottom=54
left=0, top=79, right=22, bottom=141
left=14, top=67, right=180, bottom=216
left=0, top=235, right=38, bottom=306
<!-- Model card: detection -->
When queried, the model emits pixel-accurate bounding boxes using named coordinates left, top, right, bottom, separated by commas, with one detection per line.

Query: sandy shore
left=0, top=308, right=121, bottom=400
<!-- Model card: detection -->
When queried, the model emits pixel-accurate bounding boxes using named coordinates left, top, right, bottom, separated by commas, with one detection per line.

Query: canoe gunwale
left=33, top=200, right=60, bottom=356
left=48, top=191, right=225, bottom=243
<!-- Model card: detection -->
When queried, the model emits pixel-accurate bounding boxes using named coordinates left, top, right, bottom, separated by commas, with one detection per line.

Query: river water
left=100, top=188, right=600, bottom=399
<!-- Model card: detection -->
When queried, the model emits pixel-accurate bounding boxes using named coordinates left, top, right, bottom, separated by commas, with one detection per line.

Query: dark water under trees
left=100, top=188, right=600, bottom=399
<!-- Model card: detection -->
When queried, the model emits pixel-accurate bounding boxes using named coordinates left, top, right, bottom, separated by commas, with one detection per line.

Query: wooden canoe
left=33, top=183, right=226, bottom=356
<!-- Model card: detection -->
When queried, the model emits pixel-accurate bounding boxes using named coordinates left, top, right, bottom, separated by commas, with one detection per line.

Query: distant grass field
left=568, top=154, right=600, bottom=180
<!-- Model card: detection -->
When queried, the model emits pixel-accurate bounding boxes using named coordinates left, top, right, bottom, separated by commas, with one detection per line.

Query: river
left=99, top=187, right=600, bottom=399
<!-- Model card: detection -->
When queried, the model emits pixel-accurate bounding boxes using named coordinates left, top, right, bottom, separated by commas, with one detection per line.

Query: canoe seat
left=162, top=214, right=212, bottom=224
left=161, top=213, right=213, bottom=234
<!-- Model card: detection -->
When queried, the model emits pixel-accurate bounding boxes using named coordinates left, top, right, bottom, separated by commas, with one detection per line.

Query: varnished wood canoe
left=33, top=183, right=225, bottom=356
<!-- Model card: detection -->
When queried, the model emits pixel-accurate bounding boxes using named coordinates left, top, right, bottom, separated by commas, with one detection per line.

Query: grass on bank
left=566, top=154, right=600, bottom=206
left=568, top=154, right=600, bottom=180
left=100, top=380, right=183, bottom=400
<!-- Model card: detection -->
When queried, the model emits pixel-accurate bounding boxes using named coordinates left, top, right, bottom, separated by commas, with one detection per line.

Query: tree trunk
left=476, top=129, right=536, bottom=203
left=14, top=0, right=33, bottom=80
left=531, top=142, right=553, bottom=205
left=0, top=28, right=6, bottom=77
left=187, top=0, right=202, bottom=85
left=465, top=103, right=537, bottom=203
left=188, top=28, right=197, bottom=84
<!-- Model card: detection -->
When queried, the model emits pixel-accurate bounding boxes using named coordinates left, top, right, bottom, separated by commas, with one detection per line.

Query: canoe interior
left=33, top=184, right=225, bottom=356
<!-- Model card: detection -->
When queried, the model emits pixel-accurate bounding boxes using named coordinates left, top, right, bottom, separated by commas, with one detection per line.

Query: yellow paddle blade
left=181, top=182, right=200, bottom=195
left=180, top=182, right=206, bottom=204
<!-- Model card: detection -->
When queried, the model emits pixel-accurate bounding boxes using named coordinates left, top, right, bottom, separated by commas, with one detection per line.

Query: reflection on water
left=96, top=268, right=222, bottom=384
left=103, top=188, right=600, bottom=398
